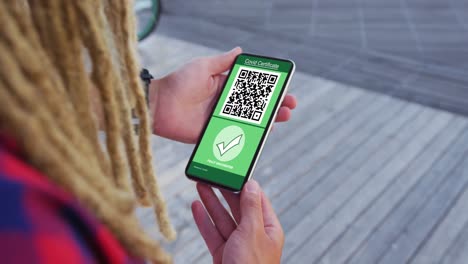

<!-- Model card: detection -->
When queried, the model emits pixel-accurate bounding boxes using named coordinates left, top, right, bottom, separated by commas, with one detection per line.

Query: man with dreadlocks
left=0, top=1, right=297, bottom=263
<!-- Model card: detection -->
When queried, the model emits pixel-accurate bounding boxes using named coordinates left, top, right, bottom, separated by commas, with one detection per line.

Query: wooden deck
left=136, top=35, right=468, bottom=264
left=156, top=0, right=468, bottom=117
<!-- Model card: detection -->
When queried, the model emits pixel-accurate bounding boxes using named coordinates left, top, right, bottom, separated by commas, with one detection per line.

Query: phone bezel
left=185, top=53, right=296, bottom=192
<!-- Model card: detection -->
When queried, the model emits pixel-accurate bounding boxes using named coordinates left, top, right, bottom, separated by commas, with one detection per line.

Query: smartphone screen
left=186, top=53, right=295, bottom=191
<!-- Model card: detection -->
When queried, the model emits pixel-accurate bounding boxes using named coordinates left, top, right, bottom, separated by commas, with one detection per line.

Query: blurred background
left=135, top=1, right=468, bottom=263
left=152, top=0, right=468, bottom=115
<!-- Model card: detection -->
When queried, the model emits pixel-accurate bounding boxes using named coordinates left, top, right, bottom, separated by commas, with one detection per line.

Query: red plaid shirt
left=0, top=135, right=144, bottom=264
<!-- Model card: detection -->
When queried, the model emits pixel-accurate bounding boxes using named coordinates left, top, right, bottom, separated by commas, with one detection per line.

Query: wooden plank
left=287, top=111, right=452, bottom=263
left=272, top=101, right=418, bottom=223
left=173, top=228, right=207, bottom=264
left=136, top=160, right=187, bottom=216
left=272, top=101, right=419, bottom=233
left=254, top=88, right=366, bottom=188
left=157, top=4, right=468, bottom=116
left=378, top=152, right=468, bottom=263
left=136, top=33, right=468, bottom=262
left=279, top=72, right=323, bottom=98
left=278, top=103, right=424, bottom=259
left=256, top=86, right=365, bottom=171
left=410, top=161, right=468, bottom=262
left=165, top=109, right=458, bottom=260
left=441, top=220, right=468, bottom=264
left=317, top=117, right=467, bottom=263
left=263, top=94, right=396, bottom=208
left=347, top=123, right=468, bottom=264
left=264, top=97, right=402, bottom=208
left=284, top=108, right=449, bottom=262
left=153, top=146, right=189, bottom=174
left=158, top=141, right=193, bottom=170
left=195, top=252, right=212, bottom=264
left=140, top=156, right=189, bottom=200
left=165, top=225, right=200, bottom=253
left=260, top=76, right=339, bottom=142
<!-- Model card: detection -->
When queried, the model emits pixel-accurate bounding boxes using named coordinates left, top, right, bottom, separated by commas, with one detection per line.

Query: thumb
left=239, top=180, right=264, bottom=231
left=207, top=47, right=242, bottom=74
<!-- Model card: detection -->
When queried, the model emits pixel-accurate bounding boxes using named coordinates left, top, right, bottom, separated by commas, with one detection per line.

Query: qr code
left=219, top=66, right=280, bottom=124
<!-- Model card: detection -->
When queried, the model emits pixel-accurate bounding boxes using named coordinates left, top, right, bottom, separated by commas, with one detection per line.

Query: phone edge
left=185, top=54, right=296, bottom=193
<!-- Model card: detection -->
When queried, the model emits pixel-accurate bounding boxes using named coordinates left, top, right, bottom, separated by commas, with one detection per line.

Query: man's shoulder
left=0, top=138, right=143, bottom=264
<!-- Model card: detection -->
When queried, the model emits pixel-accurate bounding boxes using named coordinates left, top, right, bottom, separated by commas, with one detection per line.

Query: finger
left=220, top=189, right=241, bottom=223
left=207, top=47, right=242, bottom=74
left=191, top=200, right=225, bottom=255
left=213, top=74, right=228, bottom=96
left=261, top=192, right=284, bottom=244
left=239, top=180, right=264, bottom=232
left=274, top=107, right=291, bottom=122
left=206, top=74, right=228, bottom=113
left=197, top=183, right=237, bottom=239
left=281, top=94, right=297, bottom=109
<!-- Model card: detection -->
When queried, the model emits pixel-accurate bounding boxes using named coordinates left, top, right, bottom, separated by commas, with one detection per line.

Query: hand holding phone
left=192, top=180, right=284, bottom=263
left=186, top=53, right=295, bottom=191
left=150, top=48, right=295, bottom=144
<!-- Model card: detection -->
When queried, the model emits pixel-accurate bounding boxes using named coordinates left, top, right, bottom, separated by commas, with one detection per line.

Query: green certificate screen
left=186, top=54, right=293, bottom=190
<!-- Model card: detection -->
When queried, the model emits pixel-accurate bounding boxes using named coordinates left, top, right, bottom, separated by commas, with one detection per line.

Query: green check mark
left=216, top=134, right=243, bottom=156
left=213, top=125, right=245, bottom=162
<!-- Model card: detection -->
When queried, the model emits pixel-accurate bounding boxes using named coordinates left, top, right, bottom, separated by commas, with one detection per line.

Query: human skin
left=149, top=47, right=297, bottom=143
left=150, top=47, right=295, bottom=263
left=192, top=180, right=285, bottom=264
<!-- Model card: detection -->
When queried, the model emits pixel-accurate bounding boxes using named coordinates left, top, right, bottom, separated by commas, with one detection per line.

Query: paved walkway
left=156, top=0, right=468, bottom=116
left=136, top=34, right=468, bottom=264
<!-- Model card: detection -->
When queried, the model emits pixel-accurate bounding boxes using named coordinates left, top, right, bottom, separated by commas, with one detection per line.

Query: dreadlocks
left=0, top=1, right=175, bottom=262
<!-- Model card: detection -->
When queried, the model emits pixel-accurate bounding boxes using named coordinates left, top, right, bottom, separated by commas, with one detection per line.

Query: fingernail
left=227, top=47, right=240, bottom=54
left=245, top=180, right=259, bottom=194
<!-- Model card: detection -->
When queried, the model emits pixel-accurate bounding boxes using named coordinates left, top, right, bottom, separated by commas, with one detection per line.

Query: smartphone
left=185, top=53, right=295, bottom=192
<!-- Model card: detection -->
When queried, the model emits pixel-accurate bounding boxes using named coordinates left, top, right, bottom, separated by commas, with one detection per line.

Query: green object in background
left=135, top=0, right=160, bottom=41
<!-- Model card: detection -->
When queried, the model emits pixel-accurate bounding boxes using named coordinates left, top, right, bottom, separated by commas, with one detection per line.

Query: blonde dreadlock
left=0, top=1, right=175, bottom=263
